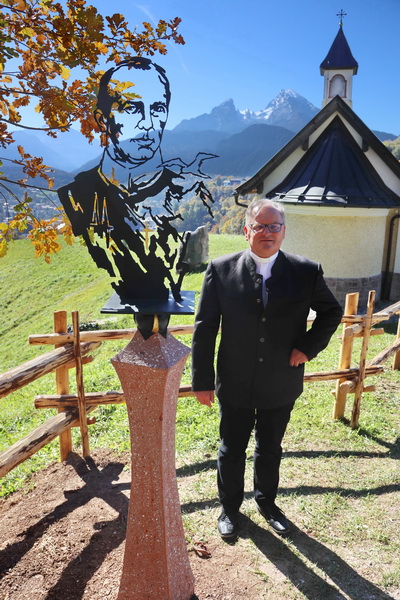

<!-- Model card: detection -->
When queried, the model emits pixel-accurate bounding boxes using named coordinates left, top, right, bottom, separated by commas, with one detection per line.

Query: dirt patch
left=0, top=450, right=265, bottom=600
left=0, top=448, right=397, bottom=600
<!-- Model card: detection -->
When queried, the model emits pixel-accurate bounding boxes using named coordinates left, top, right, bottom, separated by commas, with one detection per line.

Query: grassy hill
left=0, top=235, right=248, bottom=494
left=0, top=235, right=247, bottom=368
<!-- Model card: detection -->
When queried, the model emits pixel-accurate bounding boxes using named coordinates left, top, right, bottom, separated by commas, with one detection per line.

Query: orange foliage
left=0, top=0, right=184, bottom=259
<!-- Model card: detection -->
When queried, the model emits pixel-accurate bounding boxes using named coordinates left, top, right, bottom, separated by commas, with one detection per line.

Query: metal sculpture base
left=111, top=330, right=196, bottom=600
left=101, top=291, right=195, bottom=315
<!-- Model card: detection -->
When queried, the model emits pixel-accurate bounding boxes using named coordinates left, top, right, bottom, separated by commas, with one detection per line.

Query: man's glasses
left=248, top=223, right=284, bottom=234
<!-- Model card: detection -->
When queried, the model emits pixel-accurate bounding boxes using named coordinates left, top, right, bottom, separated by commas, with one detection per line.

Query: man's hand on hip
left=194, top=390, right=215, bottom=407
left=289, top=348, right=309, bottom=367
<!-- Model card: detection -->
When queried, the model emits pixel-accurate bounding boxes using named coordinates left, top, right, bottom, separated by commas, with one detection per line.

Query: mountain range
left=1, top=89, right=398, bottom=184
left=174, top=90, right=321, bottom=135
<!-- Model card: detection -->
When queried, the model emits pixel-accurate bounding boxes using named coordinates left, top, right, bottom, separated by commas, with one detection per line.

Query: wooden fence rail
left=1, top=292, right=400, bottom=480
left=0, top=341, right=101, bottom=400
left=28, top=324, right=194, bottom=346
left=33, top=365, right=384, bottom=410
left=0, top=406, right=97, bottom=478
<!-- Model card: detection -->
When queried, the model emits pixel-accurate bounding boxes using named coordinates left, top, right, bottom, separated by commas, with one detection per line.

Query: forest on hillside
left=176, top=176, right=248, bottom=235
left=384, top=136, right=400, bottom=159
left=0, top=175, right=250, bottom=239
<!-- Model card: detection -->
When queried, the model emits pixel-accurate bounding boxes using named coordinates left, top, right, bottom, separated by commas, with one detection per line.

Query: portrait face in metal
left=97, top=59, right=170, bottom=167
left=58, top=56, right=215, bottom=310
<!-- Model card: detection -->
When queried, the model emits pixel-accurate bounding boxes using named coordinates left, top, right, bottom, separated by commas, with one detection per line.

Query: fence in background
left=1, top=291, right=400, bottom=479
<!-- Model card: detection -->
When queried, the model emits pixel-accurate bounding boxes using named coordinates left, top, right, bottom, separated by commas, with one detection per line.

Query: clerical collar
left=249, top=250, right=279, bottom=265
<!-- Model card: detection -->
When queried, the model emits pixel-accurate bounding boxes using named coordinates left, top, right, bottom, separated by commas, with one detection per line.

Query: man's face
left=244, top=205, right=286, bottom=258
left=105, top=66, right=169, bottom=167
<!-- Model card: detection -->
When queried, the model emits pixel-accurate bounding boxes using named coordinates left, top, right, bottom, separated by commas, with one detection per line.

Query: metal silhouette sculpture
left=58, top=57, right=215, bottom=314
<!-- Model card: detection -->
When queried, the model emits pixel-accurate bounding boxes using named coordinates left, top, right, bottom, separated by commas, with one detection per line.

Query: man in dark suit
left=191, top=198, right=343, bottom=539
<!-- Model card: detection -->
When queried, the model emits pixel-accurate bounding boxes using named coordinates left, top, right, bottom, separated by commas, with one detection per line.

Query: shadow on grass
left=177, top=458, right=217, bottom=477
left=240, top=514, right=395, bottom=600
left=176, top=433, right=399, bottom=479
left=180, top=471, right=399, bottom=516
left=351, top=429, right=400, bottom=456
left=278, top=483, right=399, bottom=498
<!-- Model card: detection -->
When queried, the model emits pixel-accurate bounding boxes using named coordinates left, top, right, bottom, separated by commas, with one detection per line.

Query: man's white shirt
left=250, top=250, right=279, bottom=305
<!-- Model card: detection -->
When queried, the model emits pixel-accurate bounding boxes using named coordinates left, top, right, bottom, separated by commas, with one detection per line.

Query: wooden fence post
left=351, top=290, right=375, bottom=429
left=333, top=292, right=359, bottom=419
left=54, top=311, right=72, bottom=461
left=392, top=314, right=400, bottom=370
left=72, top=311, right=90, bottom=457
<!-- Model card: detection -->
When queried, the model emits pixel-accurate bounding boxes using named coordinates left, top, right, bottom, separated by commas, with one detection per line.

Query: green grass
left=0, top=235, right=398, bottom=479
left=0, top=236, right=245, bottom=493
left=0, top=235, right=399, bottom=598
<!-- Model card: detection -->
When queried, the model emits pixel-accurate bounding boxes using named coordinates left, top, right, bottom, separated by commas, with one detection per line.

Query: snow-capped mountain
left=240, top=89, right=319, bottom=132
left=173, top=89, right=320, bottom=135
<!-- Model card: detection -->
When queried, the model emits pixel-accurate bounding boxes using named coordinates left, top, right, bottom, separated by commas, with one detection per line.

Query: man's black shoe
left=217, top=511, right=239, bottom=539
left=257, top=503, right=290, bottom=535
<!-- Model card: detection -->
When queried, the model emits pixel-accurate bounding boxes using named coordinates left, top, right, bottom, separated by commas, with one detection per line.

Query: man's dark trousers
left=217, top=400, right=294, bottom=514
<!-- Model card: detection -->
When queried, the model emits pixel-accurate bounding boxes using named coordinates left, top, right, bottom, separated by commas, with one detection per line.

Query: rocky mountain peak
left=174, top=89, right=320, bottom=135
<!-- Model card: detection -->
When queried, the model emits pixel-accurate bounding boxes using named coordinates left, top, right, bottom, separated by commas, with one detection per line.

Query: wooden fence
left=1, top=291, right=400, bottom=479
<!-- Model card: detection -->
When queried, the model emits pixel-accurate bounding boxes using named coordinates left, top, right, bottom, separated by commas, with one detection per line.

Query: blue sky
left=11, top=0, right=400, bottom=137
left=87, top=0, right=400, bottom=135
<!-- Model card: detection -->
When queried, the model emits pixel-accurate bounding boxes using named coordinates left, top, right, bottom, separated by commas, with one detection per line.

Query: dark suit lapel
left=265, top=251, right=290, bottom=305
left=243, top=249, right=258, bottom=278
left=269, top=250, right=285, bottom=279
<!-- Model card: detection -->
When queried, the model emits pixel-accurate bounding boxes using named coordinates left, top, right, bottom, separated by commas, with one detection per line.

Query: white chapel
left=235, top=19, right=400, bottom=307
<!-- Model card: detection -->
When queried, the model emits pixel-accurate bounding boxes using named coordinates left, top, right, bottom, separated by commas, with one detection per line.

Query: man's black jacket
left=191, top=249, right=343, bottom=409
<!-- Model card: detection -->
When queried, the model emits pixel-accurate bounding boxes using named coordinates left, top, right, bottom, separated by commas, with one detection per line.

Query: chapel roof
left=266, top=116, right=399, bottom=208
left=235, top=97, right=400, bottom=208
left=320, top=25, right=358, bottom=74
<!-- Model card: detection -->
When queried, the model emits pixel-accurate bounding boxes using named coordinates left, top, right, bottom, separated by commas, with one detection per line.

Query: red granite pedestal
left=111, top=330, right=196, bottom=600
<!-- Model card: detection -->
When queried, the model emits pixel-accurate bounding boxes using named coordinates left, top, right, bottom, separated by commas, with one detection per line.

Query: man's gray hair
left=245, top=198, right=285, bottom=225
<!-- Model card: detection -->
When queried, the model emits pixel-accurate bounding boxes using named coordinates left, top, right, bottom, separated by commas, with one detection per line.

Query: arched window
left=329, top=74, right=347, bottom=98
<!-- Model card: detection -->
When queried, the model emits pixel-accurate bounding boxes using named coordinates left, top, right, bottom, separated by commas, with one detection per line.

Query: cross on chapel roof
left=337, top=9, right=347, bottom=26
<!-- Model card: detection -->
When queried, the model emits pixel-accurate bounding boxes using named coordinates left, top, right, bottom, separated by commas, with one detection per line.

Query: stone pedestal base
left=112, top=331, right=195, bottom=600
